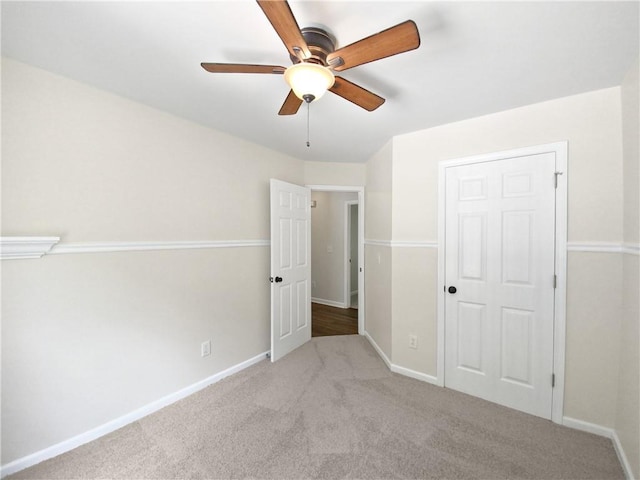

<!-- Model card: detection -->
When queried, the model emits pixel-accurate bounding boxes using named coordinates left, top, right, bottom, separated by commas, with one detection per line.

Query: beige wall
left=310, top=191, right=357, bottom=305
left=617, top=58, right=640, bottom=478
left=391, top=247, right=438, bottom=374
left=364, top=141, right=393, bottom=357
left=2, top=248, right=271, bottom=462
left=392, top=87, right=623, bottom=243
left=1, top=58, right=304, bottom=465
left=304, top=161, right=365, bottom=187
left=622, top=60, right=640, bottom=246
left=376, top=88, right=626, bottom=430
left=2, top=61, right=302, bottom=243
left=564, top=253, right=622, bottom=426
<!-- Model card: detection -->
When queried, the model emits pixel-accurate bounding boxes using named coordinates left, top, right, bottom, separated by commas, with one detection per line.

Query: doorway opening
left=307, top=185, right=365, bottom=337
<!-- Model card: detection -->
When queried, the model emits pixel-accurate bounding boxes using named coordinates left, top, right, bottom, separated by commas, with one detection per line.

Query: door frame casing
left=345, top=200, right=359, bottom=309
left=307, top=185, right=365, bottom=334
left=436, top=142, right=568, bottom=424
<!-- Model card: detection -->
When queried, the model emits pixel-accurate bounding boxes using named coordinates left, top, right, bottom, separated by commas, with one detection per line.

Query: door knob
left=448, top=286, right=457, bottom=294
left=275, top=276, right=283, bottom=283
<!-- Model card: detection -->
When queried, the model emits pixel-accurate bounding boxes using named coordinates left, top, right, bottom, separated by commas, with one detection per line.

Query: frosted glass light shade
left=284, top=63, right=335, bottom=101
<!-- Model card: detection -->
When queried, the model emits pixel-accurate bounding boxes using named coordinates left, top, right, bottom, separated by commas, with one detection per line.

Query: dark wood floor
left=311, top=302, right=358, bottom=337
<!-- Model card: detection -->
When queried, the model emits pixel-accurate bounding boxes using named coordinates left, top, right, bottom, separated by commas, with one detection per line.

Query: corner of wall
left=615, top=56, right=640, bottom=480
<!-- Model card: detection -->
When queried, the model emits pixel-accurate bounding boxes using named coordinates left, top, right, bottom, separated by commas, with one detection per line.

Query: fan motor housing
left=290, top=27, right=336, bottom=65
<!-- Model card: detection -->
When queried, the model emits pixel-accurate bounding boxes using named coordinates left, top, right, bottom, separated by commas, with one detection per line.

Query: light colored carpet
left=10, top=335, right=624, bottom=479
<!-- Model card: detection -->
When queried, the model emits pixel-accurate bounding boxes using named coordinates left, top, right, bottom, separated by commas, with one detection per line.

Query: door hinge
left=553, top=275, right=557, bottom=289
left=552, top=373, right=556, bottom=388
left=554, top=171, right=563, bottom=189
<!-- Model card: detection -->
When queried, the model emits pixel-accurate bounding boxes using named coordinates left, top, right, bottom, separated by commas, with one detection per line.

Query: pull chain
left=301, top=94, right=315, bottom=148
left=306, top=100, right=311, bottom=148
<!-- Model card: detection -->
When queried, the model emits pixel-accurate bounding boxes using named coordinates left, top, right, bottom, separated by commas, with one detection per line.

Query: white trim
left=364, top=239, right=438, bottom=248
left=365, top=331, right=442, bottom=386
left=562, top=416, right=614, bottom=439
left=562, top=417, right=635, bottom=480
left=357, top=190, right=365, bottom=335
left=49, top=240, right=270, bottom=255
left=552, top=144, right=568, bottom=425
left=311, top=297, right=348, bottom=309
left=390, top=364, right=440, bottom=386
left=568, top=242, right=625, bottom=254
left=613, top=430, right=636, bottom=480
left=345, top=200, right=359, bottom=313
left=363, top=331, right=392, bottom=369
left=0, top=236, right=60, bottom=260
left=437, top=141, right=568, bottom=424
left=391, top=240, right=438, bottom=248
left=367, top=239, right=640, bottom=255
left=0, top=351, right=269, bottom=478
left=364, top=239, right=392, bottom=247
left=567, top=242, right=640, bottom=256
left=622, top=243, right=640, bottom=256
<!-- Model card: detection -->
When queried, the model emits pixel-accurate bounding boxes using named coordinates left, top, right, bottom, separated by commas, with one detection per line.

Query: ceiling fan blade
left=330, top=76, right=385, bottom=111
left=257, top=0, right=311, bottom=60
left=201, top=63, right=286, bottom=74
left=327, top=20, right=420, bottom=72
left=279, top=90, right=303, bottom=115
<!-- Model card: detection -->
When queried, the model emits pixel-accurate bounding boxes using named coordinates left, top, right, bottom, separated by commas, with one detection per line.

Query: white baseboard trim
left=362, top=341, right=637, bottom=478
left=562, top=416, right=614, bottom=437
left=311, top=297, right=348, bottom=309
left=390, top=364, right=440, bottom=386
left=0, top=351, right=269, bottom=478
left=612, top=430, right=636, bottom=480
left=363, top=331, right=392, bottom=369
left=562, top=416, right=635, bottom=480
left=363, top=331, right=441, bottom=387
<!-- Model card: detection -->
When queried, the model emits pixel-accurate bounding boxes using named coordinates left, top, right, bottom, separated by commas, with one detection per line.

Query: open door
left=270, top=179, right=311, bottom=362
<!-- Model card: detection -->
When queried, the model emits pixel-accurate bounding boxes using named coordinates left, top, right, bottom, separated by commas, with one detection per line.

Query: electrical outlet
left=201, top=340, right=211, bottom=357
left=409, top=334, right=418, bottom=349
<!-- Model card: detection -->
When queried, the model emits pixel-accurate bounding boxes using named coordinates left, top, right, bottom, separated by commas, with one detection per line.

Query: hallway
left=311, top=303, right=358, bottom=337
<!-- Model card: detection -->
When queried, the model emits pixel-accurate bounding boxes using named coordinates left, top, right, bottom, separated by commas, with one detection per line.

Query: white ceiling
left=2, top=1, right=638, bottom=163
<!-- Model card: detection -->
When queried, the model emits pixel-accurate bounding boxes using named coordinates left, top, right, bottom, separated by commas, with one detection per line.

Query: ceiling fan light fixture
left=284, top=62, right=335, bottom=102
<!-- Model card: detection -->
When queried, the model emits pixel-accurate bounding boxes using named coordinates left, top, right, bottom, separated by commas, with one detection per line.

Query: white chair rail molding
left=0, top=237, right=60, bottom=260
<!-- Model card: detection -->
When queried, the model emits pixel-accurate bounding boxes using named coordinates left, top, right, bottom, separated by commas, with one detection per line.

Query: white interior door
left=444, top=153, right=557, bottom=419
left=270, top=179, right=311, bottom=362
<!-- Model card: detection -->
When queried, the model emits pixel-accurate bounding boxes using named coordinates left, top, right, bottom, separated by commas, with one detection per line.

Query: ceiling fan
left=201, top=0, right=421, bottom=116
